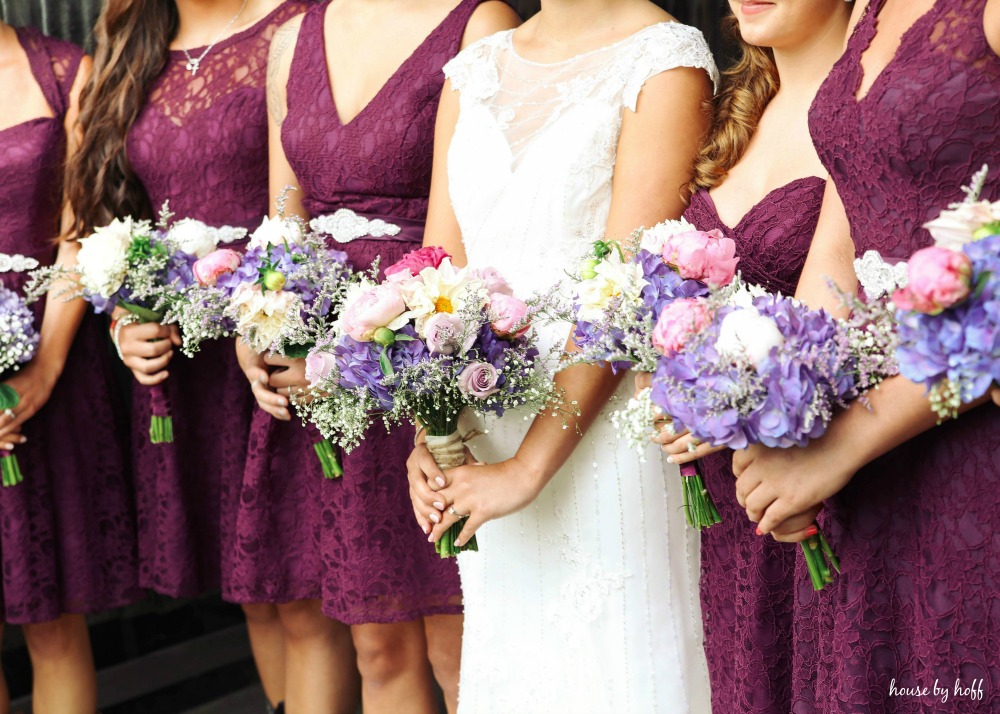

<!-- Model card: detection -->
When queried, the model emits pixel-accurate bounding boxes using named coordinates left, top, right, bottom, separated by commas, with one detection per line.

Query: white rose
left=924, top=200, right=1000, bottom=250
left=249, top=215, right=305, bottom=250
left=639, top=217, right=697, bottom=253
left=168, top=218, right=217, bottom=258
left=77, top=217, right=135, bottom=298
left=715, top=308, right=784, bottom=367
left=576, top=254, right=647, bottom=322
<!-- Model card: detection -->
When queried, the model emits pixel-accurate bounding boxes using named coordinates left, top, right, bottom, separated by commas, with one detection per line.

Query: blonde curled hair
left=690, top=16, right=779, bottom=193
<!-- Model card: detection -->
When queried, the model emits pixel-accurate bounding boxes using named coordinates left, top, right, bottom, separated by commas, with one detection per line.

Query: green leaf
left=973, top=269, right=992, bottom=299
left=379, top=349, right=394, bottom=377
left=119, top=301, right=164, bottom=323
left=282, top=342, right=314, bottom=359
left=393, top=333, right=415, bottom=342
left=0, top=384, right=20, bottom=410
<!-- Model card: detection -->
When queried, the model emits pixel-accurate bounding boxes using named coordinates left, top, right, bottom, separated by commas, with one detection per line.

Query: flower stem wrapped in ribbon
left=300, top=247, right=564, bottom=557
left=647, top=283, right=897, bottom=590
left=225, top=212, right=356, bottom=478
left=564, top=220, right=740, bottom=529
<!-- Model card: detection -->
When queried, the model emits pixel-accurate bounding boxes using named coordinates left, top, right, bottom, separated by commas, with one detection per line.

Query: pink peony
left=458, top=362, right=500, bottom=399
left=384, top=246, right=450, bottom=278
left=340, top=283, right=407, bottom=341
left=662, top=229, right=739, bottom=287
left=193, top=249, right=241, bottom=287
left=471, top=266, right=514, bottom=296
left=305, top=350, right=337, bottom=386
left=652, top=298, right=713, bottom=356
left=892, top=246, right=972, bottom=314
left=489, top=293, right=530, bottom=338
left=423, top=313, right=475, bottom=355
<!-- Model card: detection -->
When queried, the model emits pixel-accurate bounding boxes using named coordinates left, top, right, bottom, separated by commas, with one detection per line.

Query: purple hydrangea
left=335, top=325, right=429, bottom=410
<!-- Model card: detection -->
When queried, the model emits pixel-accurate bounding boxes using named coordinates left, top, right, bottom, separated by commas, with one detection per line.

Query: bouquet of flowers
left=25, top=209, right=223, bottom=443
left=0, top=285, right=40, bottom=486
left=565, top=220, right=739, bottom=529
left=224, top=214, right=355, bottom=478
left=644, top=283, right=897, bottom=590
left=886, top=166, right=1000, bottom=420
left=302, top=247, right=562, bottom=557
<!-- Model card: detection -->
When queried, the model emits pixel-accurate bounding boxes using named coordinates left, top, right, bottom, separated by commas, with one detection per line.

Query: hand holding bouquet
left=302, top=247, right=562, bottom=557
left=0, top=285, right=39, bottom=486
left=567, top=220, right=739, bottom=529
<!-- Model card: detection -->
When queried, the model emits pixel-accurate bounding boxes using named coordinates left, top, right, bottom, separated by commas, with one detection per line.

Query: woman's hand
left=427, top=457, right=543, bottom=547
left=407, top=440, right=476, bottom=535
left=264, top=354, right=312, bottom=403
left=0, top=424, right=26, bottom=452
left=634, top=370, right=725, bottom=464
left=733, top=441, right=856, bottom=537
left=0, top=360, right=62, bottom=439
left=117, top=320, right=181, bottom=386
left=236, top=341, right=289, bottom=420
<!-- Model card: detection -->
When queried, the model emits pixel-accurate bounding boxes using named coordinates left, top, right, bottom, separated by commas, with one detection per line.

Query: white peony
left=230, top=283, right=302, bottom=353
left=249, top=215, right=305, bottom=250
left=639, top=217, right=697, bottom=253
left=726, top=277, right=769, bottom=309
left=715, top=308, right=784, bottom=367
left=923, top=200, right=1000, bottom=250
left=576, top=252, right=647, bottom=323
left=168, top=218, right=217, bottom=258
left=77, top=217, right=135, bottom=298
left=396, top=258, right=486, bottom=334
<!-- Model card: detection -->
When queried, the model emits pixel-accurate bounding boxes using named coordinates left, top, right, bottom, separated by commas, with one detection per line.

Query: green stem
left=1, top=455, right=23, bottom=488
left=313, top=439, right=343, bottom=479
left=149, top=415, right=174, bottom=444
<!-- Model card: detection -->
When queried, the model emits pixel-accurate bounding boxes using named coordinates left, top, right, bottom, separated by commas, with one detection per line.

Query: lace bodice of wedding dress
left=445, top=23, right=718, bottom=713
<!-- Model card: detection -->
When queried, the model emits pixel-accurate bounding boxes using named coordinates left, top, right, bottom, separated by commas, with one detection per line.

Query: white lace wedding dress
left=444, top=23, right=719, bottom=714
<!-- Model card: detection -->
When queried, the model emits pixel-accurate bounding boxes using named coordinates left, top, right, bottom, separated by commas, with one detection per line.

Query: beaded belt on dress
left=0, top=254, right=40, bottom=273
left=310, top=208, right=422, bottom=244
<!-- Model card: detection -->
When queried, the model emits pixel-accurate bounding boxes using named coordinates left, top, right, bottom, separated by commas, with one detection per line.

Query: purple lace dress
left=684, top=177, right=825, bottom=714
left=0, top=28, right=139, bottom=625
left=277, top=0, right=482, bottom=623
left=801, top=1, right=1000, bottom=711
left=125, top=1, right=309, bottom=600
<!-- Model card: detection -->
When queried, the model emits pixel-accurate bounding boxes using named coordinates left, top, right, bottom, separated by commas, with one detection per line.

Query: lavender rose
left=424, top=313, right=475, bottom=355
left=458, top=362, right=500, bottom=399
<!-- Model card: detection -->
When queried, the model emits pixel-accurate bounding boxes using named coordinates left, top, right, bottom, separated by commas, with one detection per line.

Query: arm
left=236, top=15, right=307, bottom=421
left=0, top=57, right=95, bottom=437
left=793, top=180, right=856, bottom=314
left=416, top=67, right=713, bottom=545
left=986, top=0, right=1000, bottom=56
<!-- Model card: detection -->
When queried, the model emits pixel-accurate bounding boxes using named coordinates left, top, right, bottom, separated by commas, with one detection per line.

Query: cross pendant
left=186, top=58, right=200, bottom=76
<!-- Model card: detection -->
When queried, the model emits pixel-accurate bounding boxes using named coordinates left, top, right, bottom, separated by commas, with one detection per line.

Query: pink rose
left=193, top=249, right=241, bottom=287
left=652, top=298, right=713, bottom=356
left=340, top=283, right=406, bottom=341
left=662, top=229, right=739, bottom=287
left=305, top=350, right=337, bottom=386
left=384, top=246, right=450, bottom=278
left=424, top=313, right=475, bottom=355
left=471, top=267, right=514, bottom=296
left=458, top=362, right=500, bottom=399
left=892, top=246, right=972, bottom=314
left=489, top=293, right=530, bottom=339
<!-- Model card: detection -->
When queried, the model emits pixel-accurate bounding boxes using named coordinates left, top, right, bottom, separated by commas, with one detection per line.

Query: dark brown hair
left=690, top=15, right=779, bottom=193
left=66, top=0, right=178, bottom=235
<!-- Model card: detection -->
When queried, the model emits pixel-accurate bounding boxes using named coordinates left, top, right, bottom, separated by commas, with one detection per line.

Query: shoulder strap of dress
left=286, top=2, right=327, bottom=99
left=15, top=26, right=81, bottom=118
left=436, top=0, right=489, bottom=56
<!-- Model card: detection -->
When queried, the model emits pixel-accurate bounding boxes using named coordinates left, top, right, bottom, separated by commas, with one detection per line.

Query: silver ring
left=3, top=409, right=14, bottom=420
left=687, top=440, right=700, bottom=453
left=448, top=506, right=469, bottom=519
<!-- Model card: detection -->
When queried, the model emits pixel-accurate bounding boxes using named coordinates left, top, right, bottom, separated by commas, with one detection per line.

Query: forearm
left=36, top=241, right=87, bottom=375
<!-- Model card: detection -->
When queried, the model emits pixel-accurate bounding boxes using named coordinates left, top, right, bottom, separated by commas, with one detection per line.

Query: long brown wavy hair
left=66, top=0, right=178, bottom=235
left=689, top=15, right=779, bottom=193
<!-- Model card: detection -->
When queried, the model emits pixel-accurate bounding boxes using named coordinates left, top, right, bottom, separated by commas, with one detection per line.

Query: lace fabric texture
left=125, top=1, right=309, bottom=599
left=276, top=0, right=486, bottom=622
left=0, top=28, right=138, bottom=624
left=446, top=24, right=717, bottom=712
left=684, top=180, right=824, bottom=714
left=802, top=0, right=1000, bottom=711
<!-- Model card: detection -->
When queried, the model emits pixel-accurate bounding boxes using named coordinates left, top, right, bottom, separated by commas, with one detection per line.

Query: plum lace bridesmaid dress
left=444, top=24, right=718, bottom=713
left=125, top=1, right=310, bottom=600
left=799, top=0, right=1000, bottom=711
left=684, top=178, right=825, bottom=714
left=0, top=27, right=138, bottom=624
left=277, top=0, right=486, bottom=623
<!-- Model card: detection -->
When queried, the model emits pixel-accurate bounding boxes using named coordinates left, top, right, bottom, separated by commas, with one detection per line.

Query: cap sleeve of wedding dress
left=445, top=22, right=715, bottom=714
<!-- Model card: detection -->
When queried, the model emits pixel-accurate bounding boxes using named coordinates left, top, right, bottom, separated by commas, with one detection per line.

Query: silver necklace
left=181, top=0, right=250, bottom=76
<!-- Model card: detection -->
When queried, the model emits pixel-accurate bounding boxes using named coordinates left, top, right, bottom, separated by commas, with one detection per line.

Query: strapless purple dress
left=684, top=178, right=825, bottom=714
left=276, top=0, right=484, bottom=623
left=0, top=27, right=139, bottom=625
left=125, top=1, right=310, bottom=600
left=801, top=0, right=1000, bottom=711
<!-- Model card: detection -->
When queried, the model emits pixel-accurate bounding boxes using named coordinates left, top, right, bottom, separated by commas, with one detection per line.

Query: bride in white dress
left=407, top=1, right=719, bottom=711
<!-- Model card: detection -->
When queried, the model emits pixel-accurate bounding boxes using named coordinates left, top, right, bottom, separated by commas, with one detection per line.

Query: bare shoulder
left=985, top=0, right=1000, bottom=57
left=462, top=0, right=522, bottom=48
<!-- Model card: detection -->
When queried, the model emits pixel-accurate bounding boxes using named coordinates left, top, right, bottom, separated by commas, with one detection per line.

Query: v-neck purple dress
left=274, top=0, right=483, bottom=623
left=125, top=1, right=310, bottom=600
left=0, top=27, right=139, bottom=625
left=684, top=178, right=826, bottom=714
left=800, top=1, right=1000, bottom=711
